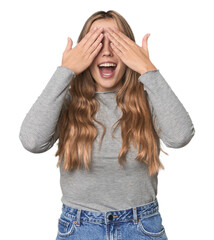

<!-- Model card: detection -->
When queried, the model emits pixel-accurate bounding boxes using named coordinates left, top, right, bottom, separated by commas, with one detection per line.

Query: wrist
left=61, top=65, right=77, bottom=75
left=139, top=62, right=157, bottom=75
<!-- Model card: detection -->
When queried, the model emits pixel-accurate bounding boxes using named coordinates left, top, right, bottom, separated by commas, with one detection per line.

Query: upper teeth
left=99, top=63, right=116, bottom=67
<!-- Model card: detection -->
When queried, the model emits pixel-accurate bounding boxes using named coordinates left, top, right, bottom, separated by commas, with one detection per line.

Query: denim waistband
left=61, top=198, right=159, bottom=226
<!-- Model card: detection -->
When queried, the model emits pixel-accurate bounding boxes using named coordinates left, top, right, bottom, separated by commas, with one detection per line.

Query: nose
left=100, top=33, right=113, bottom=56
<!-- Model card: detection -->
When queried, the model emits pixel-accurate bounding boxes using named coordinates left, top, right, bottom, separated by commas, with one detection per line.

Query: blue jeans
left=56, top=198, right=168, bottom=240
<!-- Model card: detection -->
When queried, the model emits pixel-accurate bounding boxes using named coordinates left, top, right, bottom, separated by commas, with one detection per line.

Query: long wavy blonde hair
left=55, top=10, right=168, bottom=176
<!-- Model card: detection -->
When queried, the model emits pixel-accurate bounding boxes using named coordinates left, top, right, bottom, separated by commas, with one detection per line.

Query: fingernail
left=93, top=27, right=97, bottom=30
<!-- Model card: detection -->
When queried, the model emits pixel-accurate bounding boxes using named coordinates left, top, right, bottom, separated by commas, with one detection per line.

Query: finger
left=142, top=33, right=150, bottom=55
left=89, top=42, right=103, bottom=60
left=108, top=27, right=135, bottom=47
left=81, top=27, right=103, bottom=49
left=106, top=32, right=127, bottom=54
left=84, top=28, right=104, bottom=52
left=109, top=42, right=123, bottom=59
left=64, top=37, right=73, bottom=52
left=88, top=32, right=104, bottom=54
left=79, top=27, right=97, bottom=46
left=106, top=28, right=129, bottom=51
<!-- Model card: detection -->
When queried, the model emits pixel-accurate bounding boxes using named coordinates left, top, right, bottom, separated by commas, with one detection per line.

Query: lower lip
left=98, top=67, right=116, bottom=79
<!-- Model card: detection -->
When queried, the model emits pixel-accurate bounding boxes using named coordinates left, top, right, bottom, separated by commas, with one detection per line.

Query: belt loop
left=105, top=212, right=107, bottom=225
left=132, top=207, right=138, bottom=225
left=76, top=209, right=81, bottom=226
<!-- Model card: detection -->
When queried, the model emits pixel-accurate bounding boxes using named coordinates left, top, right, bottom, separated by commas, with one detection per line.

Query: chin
left=96, top=79, right=121, bottom=91
left=97, top=83, right=115, bottom=91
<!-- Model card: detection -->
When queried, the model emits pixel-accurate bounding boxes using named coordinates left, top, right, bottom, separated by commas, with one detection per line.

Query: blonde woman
left=19, top=10, right=195, bottom=240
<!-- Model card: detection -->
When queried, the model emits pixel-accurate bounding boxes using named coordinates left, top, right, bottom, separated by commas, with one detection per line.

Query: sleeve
left=138, top=69, right=195, bottom=148
left=19, top=66, right=76, bottom=153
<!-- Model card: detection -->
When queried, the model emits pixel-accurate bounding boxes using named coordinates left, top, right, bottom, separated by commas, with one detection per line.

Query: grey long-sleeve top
left=19, top=66, right=195, bottom=212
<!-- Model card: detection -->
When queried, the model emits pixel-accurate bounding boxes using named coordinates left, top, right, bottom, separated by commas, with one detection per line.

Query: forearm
left=19, top=66, right=75, bottom=153
left=139, top=70, right=195, bottom=148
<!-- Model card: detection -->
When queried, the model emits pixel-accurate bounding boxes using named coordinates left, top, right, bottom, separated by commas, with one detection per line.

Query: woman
left=19, top=10, right=195, bottom=240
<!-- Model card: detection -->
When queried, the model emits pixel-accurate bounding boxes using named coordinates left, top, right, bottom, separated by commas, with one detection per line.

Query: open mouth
left=98, top=63, right=117, bottom=79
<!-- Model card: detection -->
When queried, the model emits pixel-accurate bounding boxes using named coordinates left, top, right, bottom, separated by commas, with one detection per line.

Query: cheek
left=118, top=64, right=126, bottom=75
left=89, top=64, right=97, bottom=74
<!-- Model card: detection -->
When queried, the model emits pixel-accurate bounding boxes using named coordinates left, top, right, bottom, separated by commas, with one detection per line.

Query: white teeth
left=98, top=63, right=117, bottom=67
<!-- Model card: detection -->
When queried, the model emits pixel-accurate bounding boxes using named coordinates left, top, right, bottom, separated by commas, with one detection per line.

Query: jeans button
left=108, top=214, right=113, bottom=220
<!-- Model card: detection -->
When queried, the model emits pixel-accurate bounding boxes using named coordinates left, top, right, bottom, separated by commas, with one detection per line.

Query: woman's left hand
left=106, top=27, right=157, bottom=75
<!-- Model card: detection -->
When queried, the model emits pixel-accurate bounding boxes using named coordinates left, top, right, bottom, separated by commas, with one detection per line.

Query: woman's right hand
left=61, top=27, right=104, bottom=75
